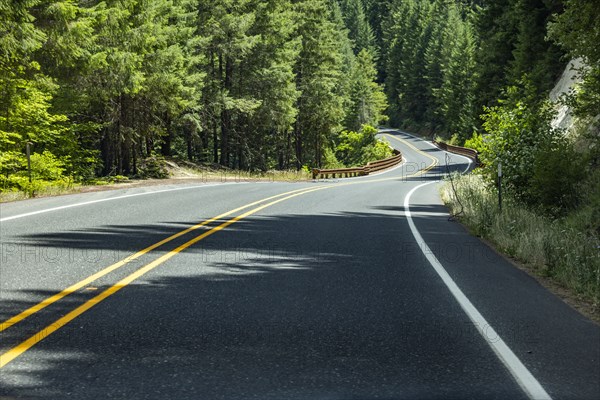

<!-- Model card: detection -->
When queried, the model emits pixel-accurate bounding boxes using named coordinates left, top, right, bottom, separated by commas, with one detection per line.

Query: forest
left=1, top=0, right=598, bottom=211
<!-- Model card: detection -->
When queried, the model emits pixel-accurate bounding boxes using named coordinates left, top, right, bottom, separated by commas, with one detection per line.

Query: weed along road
left=0, top=131, right=598, bottom=399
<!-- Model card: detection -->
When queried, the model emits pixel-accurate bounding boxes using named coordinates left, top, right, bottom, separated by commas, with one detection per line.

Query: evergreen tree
left=345, top=49, right=387, bottom=131
left=436, top=5, right=477, bottom=139
left=293, top=0, right=345, bottom=168
left=508, top=0, right=565, bottom=95
left=239, top=0, right=301, bottom=170
left=384, top=0, right=432, bottom=127
left=197, top=0, right=260, bottom=167
left=549, top=0, right=600, bottom=119
left=473, top=0, right=518, bottom=110
left=338, top=0, right=376, bottom=55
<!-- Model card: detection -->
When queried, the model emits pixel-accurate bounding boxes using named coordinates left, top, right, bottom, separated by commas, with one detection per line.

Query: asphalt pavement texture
left=0, top=131, right=598, bottom=399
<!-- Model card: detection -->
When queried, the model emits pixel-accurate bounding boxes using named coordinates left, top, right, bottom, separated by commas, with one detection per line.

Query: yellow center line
left=329, top=134, right=439, bottom=187
left=0, top=134, right=442, bottom=368
left=0, top=186, right=328, bottom=369
left=0, top=186, right=319, bottom=333
left=384, top=133, right=439, bottom=168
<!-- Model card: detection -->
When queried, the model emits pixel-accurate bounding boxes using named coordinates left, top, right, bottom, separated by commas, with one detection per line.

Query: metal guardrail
left=433, top=141, right=479, bottom=165
left=312, top=149, right=402, bottom=179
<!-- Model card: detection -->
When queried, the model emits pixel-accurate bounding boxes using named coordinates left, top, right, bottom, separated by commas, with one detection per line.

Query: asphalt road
left=0, top=131, right=598, bottom=399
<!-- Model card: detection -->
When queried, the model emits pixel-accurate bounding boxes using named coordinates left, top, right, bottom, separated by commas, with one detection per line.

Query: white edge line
left=0, top=182, right=256, bottom=222
left=404, top=182, right=552, bottom=400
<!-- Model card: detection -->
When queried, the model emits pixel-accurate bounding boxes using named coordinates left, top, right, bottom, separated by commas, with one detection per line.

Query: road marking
left=390, top=129, right=475, bottom=166
left=0, top=186, right=318, bottom=333
left=404, top=182, right=552, bottom=400
left=0, top=132, right=451, bottom=365
left=0, top=182, right=255, bottom=222
left=384, top=133, right=439, bottom=168
left=0, top=132, right=446, bottom=334
left=384, top=132, right=473, bottom=176
left=0, top=186, right=328, bottom=369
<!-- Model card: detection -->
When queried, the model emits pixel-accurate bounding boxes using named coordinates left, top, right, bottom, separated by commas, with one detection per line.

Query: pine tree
left=436, top=5, right=477, bottom=139
left=473, top=0, right=518, bottom=110
left=338, top=0, right=376, bottom=55
left=293, top=0, right=345, bottom=168
left=508, top=0, right=565, bottom=96
left=238, top=0, right=301, bottom=170
left=345, top=49, right=387, bottom=131
left=384, top=0, right=432, bottom=127
left=197, top=0, right=260, bottom=167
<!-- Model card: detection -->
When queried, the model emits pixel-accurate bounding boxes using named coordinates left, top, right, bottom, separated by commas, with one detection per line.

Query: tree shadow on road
left=0, top=208, right=532, bottom=399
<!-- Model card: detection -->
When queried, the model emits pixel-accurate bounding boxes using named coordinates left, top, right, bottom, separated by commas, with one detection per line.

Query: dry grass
left=0, top=164, right=312, bottom=203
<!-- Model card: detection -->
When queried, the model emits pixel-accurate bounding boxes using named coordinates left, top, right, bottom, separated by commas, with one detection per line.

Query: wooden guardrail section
left=312, top=149, right=402, bottom=179
left=433, top=141, right=479, bottom=165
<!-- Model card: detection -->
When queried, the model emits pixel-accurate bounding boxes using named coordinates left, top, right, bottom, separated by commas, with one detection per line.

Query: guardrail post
left=26, top=142, right=32, bottom=183
left=498, top=162, right=502, bottom=212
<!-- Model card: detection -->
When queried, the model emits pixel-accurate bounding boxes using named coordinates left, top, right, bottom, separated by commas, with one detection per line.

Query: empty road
left=1, top=131, right=598, bottom=399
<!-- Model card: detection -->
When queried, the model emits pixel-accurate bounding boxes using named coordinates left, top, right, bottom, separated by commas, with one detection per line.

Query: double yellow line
left=0, top=185, right=327, bottom=368
left=383, top=134, right=439, bottom=174
left=0, top=133, right=441, bottom=368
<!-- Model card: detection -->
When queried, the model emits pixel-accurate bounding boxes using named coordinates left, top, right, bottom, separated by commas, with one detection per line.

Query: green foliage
left=29, top=151, right=66, bottom=181
left=137, top=156, right=169, bottom=179
left=477, top=80, right=585, bottom=216
left=0, top=151, right=73, bottom=195
left=293, top=0, right=347, bottom=168
left=383, top=0, right=476, bottom=137
left=463, top=132, right=485, bottom=153
left=529, top=139, right=585, bottom=216
left=566, top=168, right=600, bottom=238
left=1, top=0, right=595, bottom=213
left=345, top=49, right=388, bottom=131
left=338, top=0, right=376, bottom=55
left=0, top=0, right=385, bottom=188
left=333, top=125, right=391, bottom=166
left=473, top=0, right=565, bottom=113
left=322, top=147, right=345, bottom=169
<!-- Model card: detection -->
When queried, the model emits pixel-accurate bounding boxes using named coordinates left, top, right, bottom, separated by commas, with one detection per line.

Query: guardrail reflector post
left=498, top=162, right=502, bottom=212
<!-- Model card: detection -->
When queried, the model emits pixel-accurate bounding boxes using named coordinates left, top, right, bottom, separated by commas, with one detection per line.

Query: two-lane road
left=1, top=131, right=598, bottom=399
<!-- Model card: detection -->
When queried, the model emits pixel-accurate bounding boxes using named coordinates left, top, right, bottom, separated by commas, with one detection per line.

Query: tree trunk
left=219, top=55, right=232, bottom=167
left=161, top=114, right=172, bottom=157
left=212, top=120, right=219, bottom=164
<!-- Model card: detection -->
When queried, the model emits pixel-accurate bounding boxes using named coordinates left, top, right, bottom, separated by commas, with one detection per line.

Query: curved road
left=0, top=131, right=598, bottom=399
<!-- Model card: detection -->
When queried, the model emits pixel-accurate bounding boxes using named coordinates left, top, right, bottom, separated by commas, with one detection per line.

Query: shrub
left=137, top=156, right=169, bottom=179
left=476, top=80, right=585, bottom=216
left=333, top=125, right=392, bottom=167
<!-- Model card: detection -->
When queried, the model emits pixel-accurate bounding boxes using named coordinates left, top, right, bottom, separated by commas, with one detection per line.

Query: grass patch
left=164, top=158, right=312, bottom=182
left=441, top=173, right=600, bottom=312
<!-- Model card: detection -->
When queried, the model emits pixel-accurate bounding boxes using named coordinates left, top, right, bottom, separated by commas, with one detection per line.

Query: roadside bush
left=566, top=168, right=600, bottom=237
left=333, top=125, right=393, bottom=167
left=322, top=147, right=344, bottom=169
left=137, top=156, right=169, bottom=179
left=0, top=150, right=74, bottom=196
left=529, top=139, right=585, bottom=216
left=474, top=80, right=586, bottom=216
left=463, top=132, right=486, bottom=154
